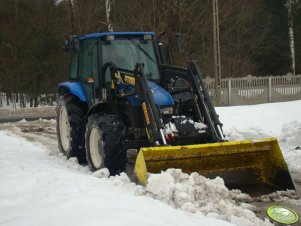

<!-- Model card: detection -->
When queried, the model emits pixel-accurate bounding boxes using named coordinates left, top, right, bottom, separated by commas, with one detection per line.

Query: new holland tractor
left=56, top=31, right=295, bottom=196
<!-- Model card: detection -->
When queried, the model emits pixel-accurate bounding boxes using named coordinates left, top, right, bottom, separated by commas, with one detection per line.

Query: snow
left=1, top=100, right=301, bottom=226
left=217, top=100, right=301, bottom=138
left=0, top=131, right=232, bottom=226
left=164, top=116, right=207, bottom=135
left=135, top=170, right=274, bottom=226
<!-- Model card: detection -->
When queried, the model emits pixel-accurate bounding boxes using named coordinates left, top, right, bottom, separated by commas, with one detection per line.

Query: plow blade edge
left=134, top=138, right=296, bottom=196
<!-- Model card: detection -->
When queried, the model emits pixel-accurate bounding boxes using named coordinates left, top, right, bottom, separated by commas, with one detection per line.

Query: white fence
left=1, top=74, right=300, bottom=108
left=204, top=74, right=301, bottom=106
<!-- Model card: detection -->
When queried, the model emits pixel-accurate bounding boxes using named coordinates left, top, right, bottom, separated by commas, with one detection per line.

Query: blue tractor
left=56, top=31, right=295, bottom=195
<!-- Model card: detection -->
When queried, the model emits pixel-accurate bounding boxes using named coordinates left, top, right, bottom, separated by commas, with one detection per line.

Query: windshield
left=102, top=39, right=160, bottom=80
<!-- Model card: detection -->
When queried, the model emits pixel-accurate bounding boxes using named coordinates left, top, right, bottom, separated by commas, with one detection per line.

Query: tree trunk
left=287, top=0, right=296, bottom=75
left=68, top=0, right=75, bottom=33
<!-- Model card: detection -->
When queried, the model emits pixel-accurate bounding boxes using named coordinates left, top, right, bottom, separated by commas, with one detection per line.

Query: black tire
left=85, top=114, right=126, bottom=175
left=56, top=95, right=87, bottom=163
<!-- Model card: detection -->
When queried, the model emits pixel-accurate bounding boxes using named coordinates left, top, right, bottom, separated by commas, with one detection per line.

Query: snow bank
left=256, top=190, right=299, bottom=203
left=278, top=121, right=301, bottom=173
left=217, top=100, right=301, bottom=138
left=2, top=100, right=301, bottom=226
left=0, top=131, right=232, bottom=226
left=134, top=169, right=273, bottom=226
left=0, top=130, right=273, bottom=226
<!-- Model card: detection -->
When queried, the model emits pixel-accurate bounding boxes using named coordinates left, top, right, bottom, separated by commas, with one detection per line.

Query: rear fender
left=86, top=102, right=115, bottom=119
left=58, top=82, right=87, bottom=102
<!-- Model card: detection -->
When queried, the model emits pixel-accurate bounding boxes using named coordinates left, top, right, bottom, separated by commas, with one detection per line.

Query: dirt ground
left=0, top=106, right=56, bottom=118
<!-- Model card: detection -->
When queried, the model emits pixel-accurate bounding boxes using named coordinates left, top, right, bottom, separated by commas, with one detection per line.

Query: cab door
left=77, top=38, right=99, bottom=107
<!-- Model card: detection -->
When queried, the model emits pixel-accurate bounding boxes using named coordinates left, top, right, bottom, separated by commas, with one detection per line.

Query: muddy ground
left=0, top=106, right=55, bottom=118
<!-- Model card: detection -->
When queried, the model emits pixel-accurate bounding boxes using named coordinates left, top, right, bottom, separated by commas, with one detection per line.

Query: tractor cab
left=101, top=35, right=160, bottom=81
left=65, top=32, right=163, bottom=107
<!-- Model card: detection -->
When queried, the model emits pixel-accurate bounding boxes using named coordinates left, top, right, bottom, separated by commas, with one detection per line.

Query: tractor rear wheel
left=56, top=95, right=87, bottom=163
left=85, top=114, right=126, bottom=175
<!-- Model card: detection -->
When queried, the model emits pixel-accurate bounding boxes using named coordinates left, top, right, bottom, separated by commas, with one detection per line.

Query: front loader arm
left=106, top=62, right=167, bottom=146
left=133, top=63, right=167, bottom=145
left=187, top=61, right=225, bottom=142
left=162, top=61, right=225, bottom=142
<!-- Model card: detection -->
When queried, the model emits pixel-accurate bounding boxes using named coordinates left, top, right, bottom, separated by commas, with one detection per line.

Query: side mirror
left=155, top=30, right=166, bottom=43
left=176, top=33, right=185, bottom=53
left=158, top=42, right=171, bottom=65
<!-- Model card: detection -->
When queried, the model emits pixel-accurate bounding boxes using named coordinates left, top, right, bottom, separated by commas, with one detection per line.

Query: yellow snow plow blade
left=134, top=138, right=295, bottom=196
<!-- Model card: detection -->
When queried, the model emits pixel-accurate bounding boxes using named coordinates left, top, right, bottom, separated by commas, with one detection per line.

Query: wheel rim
left=59, top=105, right=71, bottom=152
left=89, top=127, right=103, bottom=169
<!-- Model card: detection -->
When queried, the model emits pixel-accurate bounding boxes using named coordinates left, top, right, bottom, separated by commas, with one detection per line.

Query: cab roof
left=79, top=32, right=155, bottom=41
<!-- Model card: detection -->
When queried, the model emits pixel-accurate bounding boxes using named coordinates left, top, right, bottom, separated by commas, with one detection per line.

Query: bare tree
left=218, top=0, right=274, bottom=77
left=286, top=0, right=297, bottom=75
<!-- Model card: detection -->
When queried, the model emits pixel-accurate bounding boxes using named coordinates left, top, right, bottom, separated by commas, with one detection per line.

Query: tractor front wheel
left=56, top=95, right=87, bottom=163
left=85, top=114, right=126, bottom=175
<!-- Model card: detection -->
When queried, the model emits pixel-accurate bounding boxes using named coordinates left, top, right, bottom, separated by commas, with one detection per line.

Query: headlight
left=160, top=107, right=173, bottom=115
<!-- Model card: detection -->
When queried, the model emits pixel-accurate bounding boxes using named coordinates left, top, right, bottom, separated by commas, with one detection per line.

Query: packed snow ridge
left=92, top=168, right=273, bottom=226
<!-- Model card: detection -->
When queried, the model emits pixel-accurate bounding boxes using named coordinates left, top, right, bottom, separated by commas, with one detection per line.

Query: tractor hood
left=125, top=81, right=174, bottom=107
